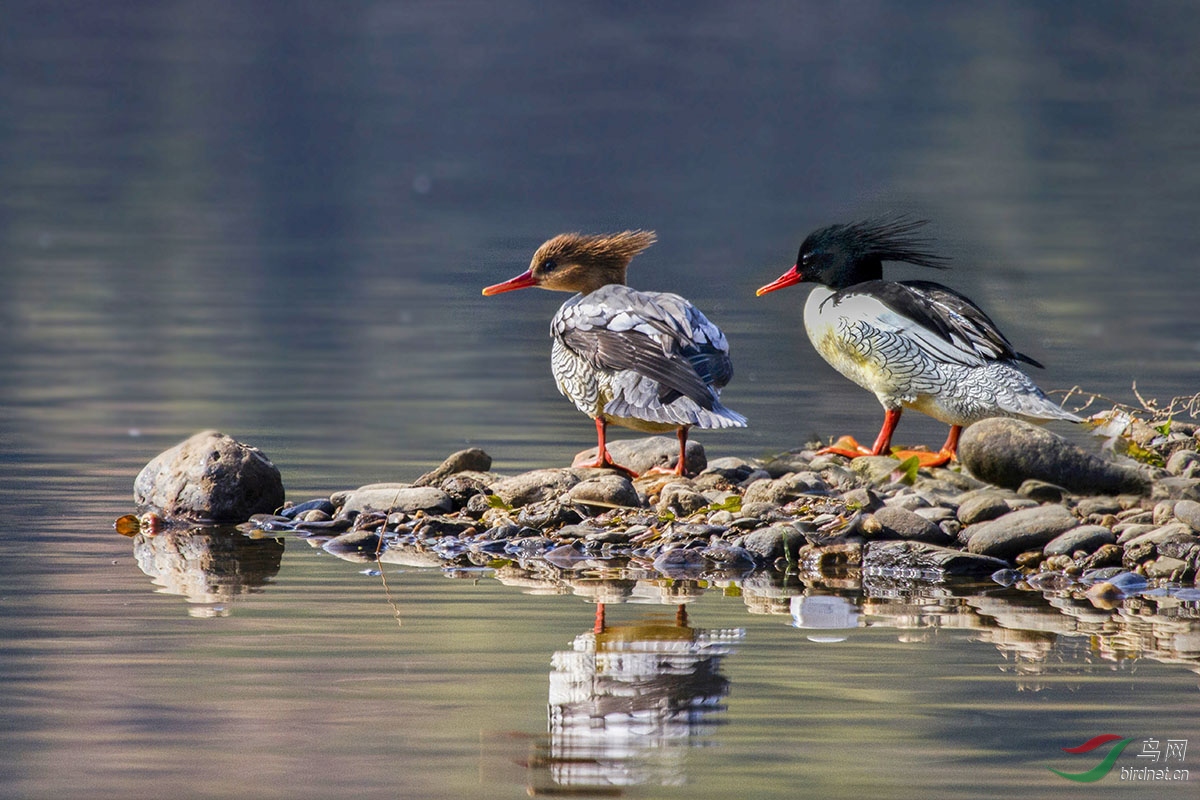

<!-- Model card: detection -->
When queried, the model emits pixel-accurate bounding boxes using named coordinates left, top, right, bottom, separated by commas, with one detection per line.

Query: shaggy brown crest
left=527, top=230, right=656, bottom=294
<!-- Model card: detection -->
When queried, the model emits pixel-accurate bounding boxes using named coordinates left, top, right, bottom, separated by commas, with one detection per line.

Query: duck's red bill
left=755, top=266, right=803, bottom=296
left=482, top=269, right=537, bottom=296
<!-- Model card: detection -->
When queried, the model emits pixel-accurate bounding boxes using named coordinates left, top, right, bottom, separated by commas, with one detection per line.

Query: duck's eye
left=540, top=258, right=558, bottom=272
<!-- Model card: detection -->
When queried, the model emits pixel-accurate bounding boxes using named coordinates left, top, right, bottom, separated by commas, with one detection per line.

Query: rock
left=700, top=457, right=761, bottom=484
left=955, top=490, right=1017, bottom=525
left=339, top=485, right=453, bottom=515
left=567, top=474, right=641, bottom=509
left=1143, top=556, right=1189, bottom=580
left=864, top=540, right=1010, bottom=578
left=491, top=469, right=582, bottom=508
left=517, top=499, right=582, bottom=529
left=1173, top=499, right=1200, bottom=533
left=759, top=451, right=815, bottom=478
left=412, top=448, right=493, bottom=487
left=653, top=547, right=709, bottom=578
left=1122, top=522, right=1197, bottom=549
left=743, top=472, right=830, bottom=505
left=964, top=504, right=1078, bottom=561
left=439, top=474, right=491, bottom=509
left=322, top=528, right=384, bottom=561
left=1166, top=449, right=1200, bottom=476
left=958, top=418, right=1151, bottom=495
left=573, top=436, right=706, bottom=476
left=1017, top=480, right=1069, bottom=503
left=866, top=506, right=953, bottom=546
left=656, top=483, right=711, bottom=517
left=1075, top=497, right=1123, bottom=518
left=1043, top=525, right=1116, bottom=557
left=739, top=525, right=805, bottom=564
left=134, top=430, right=285, bottom=522
left=849, top=455, right=903, bottom=484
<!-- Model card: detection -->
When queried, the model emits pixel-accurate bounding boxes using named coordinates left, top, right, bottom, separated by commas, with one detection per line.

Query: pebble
left=1043, top=525, right=1116, bottom=557
left=964, top=505, right=1079, bottom=560
left=146, top=421, right=1200, bottom=594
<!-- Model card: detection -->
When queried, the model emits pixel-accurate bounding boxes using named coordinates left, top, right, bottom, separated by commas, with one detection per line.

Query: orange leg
left=573, top=418, right=639, bottom=477
left=891, top=424, right=961, bottom=468
left=643, top=425, right=693, bottom=477
left=817, top=407, right=904, bottom=459
left=593, top=602, right=606, bottom=634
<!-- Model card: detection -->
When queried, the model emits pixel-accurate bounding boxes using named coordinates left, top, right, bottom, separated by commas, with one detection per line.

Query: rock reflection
left=328, top=540, right=1200, bottom=682
left=130, top=528, right=283, bottom=617
left=525, top=603, right=743, bottom=795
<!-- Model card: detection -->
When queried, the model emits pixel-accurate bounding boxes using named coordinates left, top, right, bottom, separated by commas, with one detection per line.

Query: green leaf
left=890, top=455, right=921, bottom=485
left=704, top=495, right=743, bottom=514
left=1124, top=440, right=1165, bottom=468
left=485, top=494, right=511, bottom=510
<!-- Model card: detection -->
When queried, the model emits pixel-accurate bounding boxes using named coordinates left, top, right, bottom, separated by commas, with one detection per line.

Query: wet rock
left=958, top=418, right=1151, bottom=496
left=653, top=547, right=709, bottom=578
left=490, top=469, right=581, bottom=508
left=574, top=435, right=705, bottom=476
left=412, top=448, right=493, bottom=487
left=1173, top=499, right=1200, bottom=533
left=565, top=474, right=641, bottom=509
left=134, top=430, right=285, bottom=522
left=864, top=540, right=1009, bottom=578
left=323, top=528, right=384, bottom=561
left=739, top=525, right=805, bottom=564
left=964, top=504, right=1078, bottom=561
left=955, top=490, right=1016, bottom=525
left=438, top=474, right=491, bottom=510
left=1143, top=556, right=1190, bottom=581
left=517, top=499, right=582, bottom=529
left=701, top=543, right=759, bottom=571
left=1043, top=525, right=1116, bottom=557
left=339, top=485, right=453, bottom=515
left=865, top=506, right=953, bottom=546
left=279, top=498, right=336, bottom=519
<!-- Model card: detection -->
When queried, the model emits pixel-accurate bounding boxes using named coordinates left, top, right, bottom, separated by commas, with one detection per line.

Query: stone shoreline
left=144, top=416, right=1200, bottom=599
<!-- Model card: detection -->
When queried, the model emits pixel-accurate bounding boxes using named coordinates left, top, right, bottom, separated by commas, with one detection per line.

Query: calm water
left=2, top=2, right=1199, bottom=797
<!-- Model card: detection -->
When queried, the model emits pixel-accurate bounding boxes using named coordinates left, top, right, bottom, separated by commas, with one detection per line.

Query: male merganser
left=483, top=230, right=746, bottom=476
left=756, top=218, right=1080, bottom=467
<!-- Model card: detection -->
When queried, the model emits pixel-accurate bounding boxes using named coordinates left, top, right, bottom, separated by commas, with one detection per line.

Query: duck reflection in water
left=522, top=598, right=743, bottom=795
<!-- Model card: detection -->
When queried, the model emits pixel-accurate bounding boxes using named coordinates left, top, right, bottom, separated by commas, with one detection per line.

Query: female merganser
left=483, top=230, right=746, bottom=476
left=756, top=218, right=1080, bottom=467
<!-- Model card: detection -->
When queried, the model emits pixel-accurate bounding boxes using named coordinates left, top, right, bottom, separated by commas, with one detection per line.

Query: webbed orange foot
left=815, top=435, right=875, bottom=459
left=889, top=447, right=956, bottom=468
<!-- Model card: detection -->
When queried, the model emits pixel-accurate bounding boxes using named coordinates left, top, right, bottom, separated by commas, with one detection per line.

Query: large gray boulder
left=134, top=430, right=285, bottom=522
left=959, top=418, right=1150, bottom=495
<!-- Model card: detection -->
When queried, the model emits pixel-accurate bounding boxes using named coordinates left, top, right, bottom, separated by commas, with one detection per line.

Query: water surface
left=2, top=2, right=1199, bottom=797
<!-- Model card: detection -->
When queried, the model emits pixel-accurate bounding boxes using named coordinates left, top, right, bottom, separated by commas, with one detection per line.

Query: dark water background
left=2, top=2, right=1199, bottom=798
